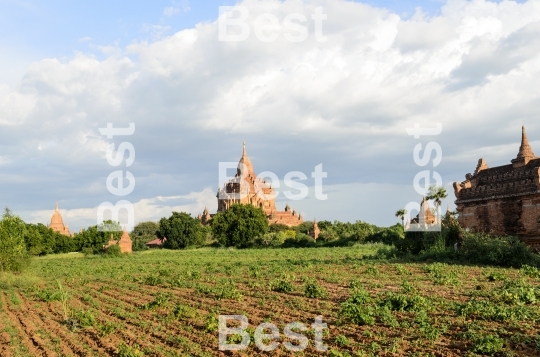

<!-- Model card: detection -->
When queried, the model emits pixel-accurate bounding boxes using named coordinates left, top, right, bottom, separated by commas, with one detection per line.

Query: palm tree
left=427, top=185, right=448, bottom=222
left=395, top=209, right=407, bottom=226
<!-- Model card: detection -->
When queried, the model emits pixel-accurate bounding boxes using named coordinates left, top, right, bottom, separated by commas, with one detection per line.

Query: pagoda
left=204, top=142, right=303, bottom=227
left=453, top=126, right=540, bottom=248
left=48, top=203, right=71, bottom=236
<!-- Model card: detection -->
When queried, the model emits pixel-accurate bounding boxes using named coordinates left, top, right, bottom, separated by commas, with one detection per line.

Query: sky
left=0, top=0, right=539, bottom=231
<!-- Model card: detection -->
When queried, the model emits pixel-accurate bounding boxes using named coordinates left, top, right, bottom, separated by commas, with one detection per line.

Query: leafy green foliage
left=130, top=221, right=159, bottom=251
left=74, top=221, right=122, bottom=253
left=210, top=204, right=268, bottom=247
left=521, top=265, right=540, bottom=278
left=271, top=279, right=293, bottom=293
left=104, top=244, right=122, bottom=257
left=304, top=280, right=327, bottom=298
left=117, top=342, right=144, bottom=357
left=471, top=334, right=505, bottom=355
left=0, top=209, right=30, bottom=272
left=159, top=212, right=204, bottom=249
left=378, top=292, right=426, bottom=312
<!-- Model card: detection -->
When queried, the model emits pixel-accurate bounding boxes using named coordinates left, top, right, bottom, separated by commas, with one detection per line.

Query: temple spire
left=243, top=140, right=246, bottom=156
left=512, top=126, right=535, bottom=167
left=55, top=202, right=59, bottom=212
left=516, top=125, right=535, bottom=159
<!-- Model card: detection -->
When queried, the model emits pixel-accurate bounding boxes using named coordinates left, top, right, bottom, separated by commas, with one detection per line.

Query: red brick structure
left=197, top=207, right=212, bottom=225
left=204, top=142, right=303, bottom=227
left=308, top=219, right=320, bottom=240
left=48, top=203, right=71, bottom=236
left=103, top=226, right=133, bottom=253
left=453, top=126, right=540, bottom=249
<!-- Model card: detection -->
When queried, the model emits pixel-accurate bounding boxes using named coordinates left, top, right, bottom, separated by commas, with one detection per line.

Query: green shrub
left=339, top=302, right=375, bottom=325
left=521, top=265, right=540, bottom=278
left=271, top=279, right=293, bottom=293
left=304, top=280, right=327, bottom=299
left=81, top=247, right=94, bottom=256
left=74, top=309, right=96, bottom=327
left=104, top=244, right=122, bottom=257
left=379, top=292, right=426, bottom=312
left=459, top=233, right=540, bottom=268
left=472, top=334, right=504, bottom=355
left=117, top=342, right=144, bottom=357
left=0, top=212, right=31, bottom=272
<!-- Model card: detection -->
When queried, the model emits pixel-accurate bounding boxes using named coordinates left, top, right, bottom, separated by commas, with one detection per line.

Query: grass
left=0, top=245, right=538, bottom=356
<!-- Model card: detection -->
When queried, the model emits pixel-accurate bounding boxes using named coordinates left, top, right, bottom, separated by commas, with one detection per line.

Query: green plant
left=97, top=321, right=117, bottom=336
left=205, top=312, right=219, bottom=332
left=471, top=334, right=504, bottom=355
left=335, top=334, right=351, bottom=346
left=521, top=265, right=540, bottom=278
left=171, top=303, right=196, bottom=319
left=379, top=292, right=426, bottom=312
left=339, top=302, right=375, bottom=326
left=271, top=279, right=293, bottom=293
left=74, top=309, right=96, bottom=327
left=117, top=342, right=144, bottom=357
left=56, top=279, right=71, bottom=321
left=304, top=280, right=327, bottom=299
left=35, top=289, right=61, bottom=302
left=486, top=271, right=506, bottom=281
left=104, top=244, right=122, bottom=257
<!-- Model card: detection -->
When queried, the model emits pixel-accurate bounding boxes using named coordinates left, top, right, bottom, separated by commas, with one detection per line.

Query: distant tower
left=118, top=226, right=133, bottom=253
left=309, top=218, right=320, bottom=240
left=48, top=203, right=71, bottom=237
left=213, top=142, right=304, bottom=227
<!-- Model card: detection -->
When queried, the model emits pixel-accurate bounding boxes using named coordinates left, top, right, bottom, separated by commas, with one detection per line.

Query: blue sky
left=1, top=0, right=444, bottom=75
left=0, top=0, right=539, bottom=230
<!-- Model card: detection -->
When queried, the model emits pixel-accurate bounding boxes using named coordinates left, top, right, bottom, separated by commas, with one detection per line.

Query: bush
left=211, top=204, right=268, bottom=248
left=81, top=247, right=94, bottom=257
left=459, top=233, right=540, bottom=268
left=271, top=279, right=293, bottom=293
left=304, top=280, right=327, bottom=299
left=0, top=210, right=31, bottom=272
left=159, top=212, right=204, bottom=249
left=104, top=244, right=122, bottom=257
left=472, top=334, right=505, bottom=355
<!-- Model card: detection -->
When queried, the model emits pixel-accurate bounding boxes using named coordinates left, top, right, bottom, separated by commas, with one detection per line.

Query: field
left=1, top=245, right=539, bottom=357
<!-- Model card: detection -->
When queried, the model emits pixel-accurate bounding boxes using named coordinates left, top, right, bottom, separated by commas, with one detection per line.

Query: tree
left=0, top=208, right=30, bottom=272
left=427, top=186, right=448, bottom=222
left=294, top=221, right=314, bottom=235
left=23, top=223, right=75, bottom=256
left=210, top=204, right=268, bottom=247
left=130, top=221, right=159, bottom=251
left=268, top=223, right=289, bottom=233
left=159, top=212, right=204, bottom=249
left=395, top=209, right=407, bottom=226
left=73, top=220, right=122, bottom=253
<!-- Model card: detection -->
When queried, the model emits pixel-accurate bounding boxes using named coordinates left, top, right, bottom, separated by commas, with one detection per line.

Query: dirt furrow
left=1, top=292, right=55, bottom=357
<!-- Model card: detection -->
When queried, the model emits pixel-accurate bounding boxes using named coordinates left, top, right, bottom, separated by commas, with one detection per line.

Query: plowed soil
left=1, top=247, right=539, bottom=356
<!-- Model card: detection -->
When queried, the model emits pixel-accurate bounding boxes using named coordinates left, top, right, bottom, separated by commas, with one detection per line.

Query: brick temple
left=453, top=126, right=540, bottom=248
left=48, top=203, right=71, bottom=236
left=200, top=142, right=303, bottom=227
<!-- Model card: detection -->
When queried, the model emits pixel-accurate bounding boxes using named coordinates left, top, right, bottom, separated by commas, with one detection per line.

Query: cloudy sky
left=0, top=0, right=538, bottom=230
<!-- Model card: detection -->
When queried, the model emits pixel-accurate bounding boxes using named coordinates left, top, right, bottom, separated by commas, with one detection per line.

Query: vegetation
left=0, top=247, right=538, bottom=356
left=130, top=221, right=159, bottom=251
left=210, top=204, right=268, bottom=247
left=73, top=220, right=123, bottom=253
left=158, top=212, right=204, bottom=249
left=0, top=208, right=30, bottom=272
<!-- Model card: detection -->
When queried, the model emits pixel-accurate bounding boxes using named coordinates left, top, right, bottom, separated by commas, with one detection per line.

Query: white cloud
left=20, top=187, right=216, bottom=230
left=2, top=0, right=540, bottom=226
left=163, top=1, right=190, bottom=16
